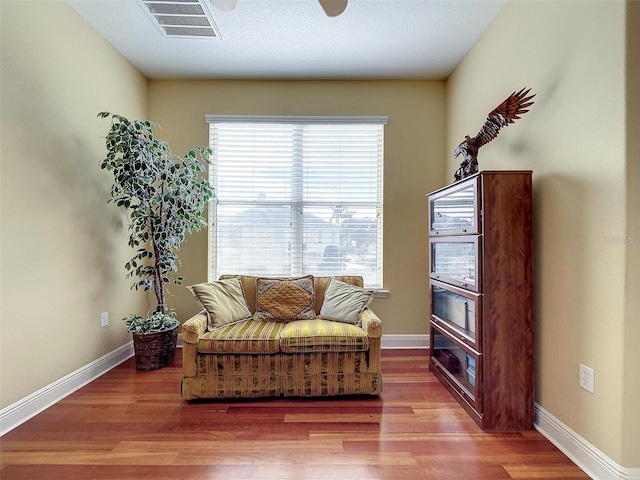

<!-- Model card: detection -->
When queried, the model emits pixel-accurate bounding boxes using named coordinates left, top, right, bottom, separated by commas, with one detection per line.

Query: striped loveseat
left=180, top=275, right=382, bottom=400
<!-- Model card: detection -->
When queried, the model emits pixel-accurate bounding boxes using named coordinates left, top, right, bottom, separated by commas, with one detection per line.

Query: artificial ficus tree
left=98, top=112, right=214, bottom=324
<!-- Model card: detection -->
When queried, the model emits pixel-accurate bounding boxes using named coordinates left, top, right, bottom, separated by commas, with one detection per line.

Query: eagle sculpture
left=454, top=88, right=535, bottom=181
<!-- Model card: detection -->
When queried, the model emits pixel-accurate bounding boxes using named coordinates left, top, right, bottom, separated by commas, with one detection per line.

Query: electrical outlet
left=101, top=312, right=109, bottom=327
left=579, top=364, right=594, bottom=393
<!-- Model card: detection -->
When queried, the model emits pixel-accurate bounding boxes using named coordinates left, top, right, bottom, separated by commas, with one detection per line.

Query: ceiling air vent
left=139, top=0, right=221, bottom=38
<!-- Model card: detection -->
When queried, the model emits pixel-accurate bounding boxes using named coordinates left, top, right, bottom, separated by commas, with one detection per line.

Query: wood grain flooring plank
left=1, top=451, right=180, bottom=466
left=342, top=438, right=561, bottom=455
left=0, top=464, right=257, bottom=480
left=413, top=452, right=581, bottom=466
left=110, top=439, right=345, bottom=454
left=251, top=464, right=512, bottom=480
left=174, top=450, right=418, bottom=466
left=225, top=405, right=414, bottom=414
left=503, top=464, right=592, bottom=478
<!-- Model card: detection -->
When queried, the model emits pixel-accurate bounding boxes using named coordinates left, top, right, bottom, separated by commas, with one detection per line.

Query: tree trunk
left=150, top=217, right=165, bottom=314
left=153, top=243, right=165, bottom=314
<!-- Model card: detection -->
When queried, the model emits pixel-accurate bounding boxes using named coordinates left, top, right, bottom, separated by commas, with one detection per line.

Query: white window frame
left=205, top=115, right=387, bottom=289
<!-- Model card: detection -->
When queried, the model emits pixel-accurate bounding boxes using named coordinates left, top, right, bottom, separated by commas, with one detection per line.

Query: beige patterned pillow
left=187, top=277, right=252, bottom=331
left=255, top=276, right=316, bottom=322
left=319, top=277, right=375, bottom=325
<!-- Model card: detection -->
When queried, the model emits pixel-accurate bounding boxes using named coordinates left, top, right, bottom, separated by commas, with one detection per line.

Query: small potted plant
left=98, top=112, right=214, bottom=370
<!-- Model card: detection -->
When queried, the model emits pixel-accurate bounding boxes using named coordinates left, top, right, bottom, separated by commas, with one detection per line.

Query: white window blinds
left=206, top=116, right=386, bottom=288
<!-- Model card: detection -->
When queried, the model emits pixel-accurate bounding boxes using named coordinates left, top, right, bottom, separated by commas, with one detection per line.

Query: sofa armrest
left=181, top=311, right=207, bottom=378
left=361, top=307, right=382, bottom=374
left=360, top=307, right=382, bottom=338
left=181, top=311, right=207, bottom=344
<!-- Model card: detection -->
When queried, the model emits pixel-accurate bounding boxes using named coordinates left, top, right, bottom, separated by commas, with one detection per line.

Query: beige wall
left=447, top=0, right=636, bottom=468
left=148, top=80, right=446, bottom=334
left=0, top=1, right=148, bottom=408
left=623, top=0, right=640, bottom=466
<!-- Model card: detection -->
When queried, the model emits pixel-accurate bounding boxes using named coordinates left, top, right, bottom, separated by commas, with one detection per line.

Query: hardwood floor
left=0, top=349, right=588, bottom=479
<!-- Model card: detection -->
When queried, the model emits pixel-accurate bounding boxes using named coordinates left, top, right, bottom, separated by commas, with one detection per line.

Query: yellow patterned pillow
left=255, top=276, right=316, bottom=322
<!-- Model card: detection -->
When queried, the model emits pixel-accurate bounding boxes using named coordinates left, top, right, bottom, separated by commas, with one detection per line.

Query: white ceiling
left=67, top=0, right=506, bottom=80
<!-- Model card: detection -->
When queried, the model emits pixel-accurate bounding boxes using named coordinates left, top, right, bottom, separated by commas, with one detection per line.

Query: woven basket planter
left=132, top=324, right=179, bottom=371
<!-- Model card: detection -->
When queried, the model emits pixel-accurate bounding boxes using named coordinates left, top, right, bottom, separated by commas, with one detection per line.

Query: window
left=205, top=116, right=386, bottom=288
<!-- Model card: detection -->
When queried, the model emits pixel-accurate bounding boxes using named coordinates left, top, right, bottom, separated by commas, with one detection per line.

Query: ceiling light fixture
left=209, top=0, right=237, bottom=11
left=209, top=0, right=348, bottom=17
left=318, top=0, right=347, bottom=17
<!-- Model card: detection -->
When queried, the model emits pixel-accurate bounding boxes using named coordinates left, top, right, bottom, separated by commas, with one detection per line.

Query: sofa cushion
left=254, top=276, right=316, bottom=322
left=279, top=318, right=369, bottom=353
left=312, top=276, right=364, bottom=314
left=199, top=320, right=284, bottom=354
left=188, top=277, right=252, bottom=331
left=319, top=277, right=375, bottom=325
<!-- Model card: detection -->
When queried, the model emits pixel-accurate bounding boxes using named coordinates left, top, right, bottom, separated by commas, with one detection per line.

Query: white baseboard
left=381, top=334, right=429, bottom=349
left=535, top=403, right=640, bottom=480
left=0, top=341, right=134, bottom=436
